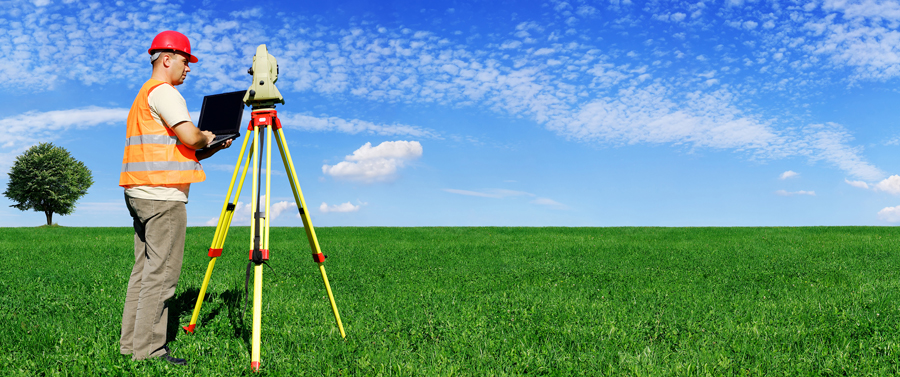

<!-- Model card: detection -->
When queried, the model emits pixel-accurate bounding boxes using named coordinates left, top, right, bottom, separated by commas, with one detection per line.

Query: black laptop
left=197, top=90, right=246, bottom=150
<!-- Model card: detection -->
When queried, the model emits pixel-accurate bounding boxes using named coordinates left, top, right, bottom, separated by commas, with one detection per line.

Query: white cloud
left=798, top=123, right=884, bottom=181
left=0, top=107, right=129, bottom=171
left=268, top=9, right=886, bottom=185
left=322, top=141, right=422, bottom=182
left=0, top=1, right=892, bottom=185
left=0, top=106, right=128, bottom=148
left=845, top=179, right=870, bottom=189
left=491, top=189, right=534, bottom=197
left=76, top=201, right=126, bottom=212
left=279, top=113, right=440, bottom=138
left=442, top=188, right=534, bottom=198
left=270, top=201, right=298, bottom=219
left=878, top=205, right=900, bottom=222
left=530, top=197, right=569, bottom=209
left=230, top=8, right=263, bottom=19
left=874, top=175, right=900, bottom=194
left=443, top=189, right=501, bottom=198
left=775, top=190, right=816, bottom=196
left=273, top=9, right=895, bottom=183
left=319, top=202, right=361, bottom=213
left=824, top=0, right=900, bottom=21
left=548, top=86, right=779, bottom=150
left=543, top=87, right=884, bottom=180
left=576, top=5, right=598, bottom=17
left=322, top=159, right=406, bottom=182
left=445, top=188, right=565, bottom=208
left=205, top=215, right=223, bottom=226
left=345, top=140, right=423, bottom=161
left=500, top=40, right=523, bottom=49
left=780, top=170, right=799, bottom=179
left=802, top=3, right=900, bottom=81
left=493, top=77, right=883, bottom=181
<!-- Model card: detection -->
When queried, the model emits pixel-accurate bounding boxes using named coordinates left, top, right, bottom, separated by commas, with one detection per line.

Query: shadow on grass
left=167, top=288, right=200, bottom=343
left=222, top=288, right=251, bottom=354
left=165, top=287, right=252, bottom=355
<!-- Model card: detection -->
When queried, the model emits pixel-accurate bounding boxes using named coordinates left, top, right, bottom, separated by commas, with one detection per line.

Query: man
left=118, top=30, right=232, bottom=365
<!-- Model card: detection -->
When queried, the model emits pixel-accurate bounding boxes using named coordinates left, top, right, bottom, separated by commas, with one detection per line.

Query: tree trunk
left=45, top=210, right=52, bottom=226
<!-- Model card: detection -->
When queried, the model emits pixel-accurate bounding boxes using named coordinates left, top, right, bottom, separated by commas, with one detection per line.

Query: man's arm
left=170, top=121, right=215, bottom=149
left=195, top=139, right=233, bottom=161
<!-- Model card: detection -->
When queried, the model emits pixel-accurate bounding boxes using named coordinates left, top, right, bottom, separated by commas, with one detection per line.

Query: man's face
left=169, top=52, right=191, bottom=85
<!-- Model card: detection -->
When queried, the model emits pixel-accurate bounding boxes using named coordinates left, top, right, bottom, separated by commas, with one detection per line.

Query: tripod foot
left=251, top=361, right=260, bottom=372
left=182, top=324, right=196, bottom=334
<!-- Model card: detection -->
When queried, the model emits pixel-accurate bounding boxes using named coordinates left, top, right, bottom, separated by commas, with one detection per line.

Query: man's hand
left=196, top=137, right=233, bottom=161
left=201, top=130, right=215, bottom=146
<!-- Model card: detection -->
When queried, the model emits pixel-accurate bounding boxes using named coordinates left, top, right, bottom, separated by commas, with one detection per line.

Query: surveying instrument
left=181, top=44, right=346, bottom=372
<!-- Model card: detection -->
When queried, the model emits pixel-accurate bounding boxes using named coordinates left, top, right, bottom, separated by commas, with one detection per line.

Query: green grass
left=2, top=227, right=900, bottom=375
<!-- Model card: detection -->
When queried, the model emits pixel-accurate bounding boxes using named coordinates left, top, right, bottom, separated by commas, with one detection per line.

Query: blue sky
left=2, top=0, right=900, bottom=227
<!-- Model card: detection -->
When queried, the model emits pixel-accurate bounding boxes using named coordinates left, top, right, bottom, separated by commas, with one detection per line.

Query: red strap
left=208, top=248, right=222, bottom=257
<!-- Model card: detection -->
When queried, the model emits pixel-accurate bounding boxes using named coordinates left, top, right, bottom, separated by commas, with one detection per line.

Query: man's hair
left=150, top=50, right=179, bottom=66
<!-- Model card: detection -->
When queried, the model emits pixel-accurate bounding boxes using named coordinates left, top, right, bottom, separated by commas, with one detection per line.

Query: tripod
left=182, top=106, right=346, bottom=372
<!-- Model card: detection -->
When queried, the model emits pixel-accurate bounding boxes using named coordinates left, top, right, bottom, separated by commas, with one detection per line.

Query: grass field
left=2, top=226, right=900, bottom=376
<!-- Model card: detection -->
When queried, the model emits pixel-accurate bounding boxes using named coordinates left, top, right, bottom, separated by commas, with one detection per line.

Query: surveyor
left=118, top=30, right=232, bottom=366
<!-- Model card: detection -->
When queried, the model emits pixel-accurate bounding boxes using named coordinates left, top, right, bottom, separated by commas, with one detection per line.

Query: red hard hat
left=148, top=30, right=198, bottom=63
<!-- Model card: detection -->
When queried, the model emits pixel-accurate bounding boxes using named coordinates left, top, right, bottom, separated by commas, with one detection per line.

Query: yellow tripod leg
left=250, top=263, right=263, bottom=371
left=248, top=116, right=264, bottom=372
left=252, top=116, right=274, bottom=372
left=317, top=264, right=344, bottom=337
left=184, top=131, right=254, bottom=333
left=264, top=117, right=272, bottom=260
left=273, top=127, right=346, bottom=338
left=183, top=259, right=215, bottom=334
left=251, top=124, right=272, bottom=372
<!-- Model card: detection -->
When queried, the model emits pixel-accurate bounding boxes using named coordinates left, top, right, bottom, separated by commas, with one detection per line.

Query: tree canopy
left=3, top=143, right=94, bottom=226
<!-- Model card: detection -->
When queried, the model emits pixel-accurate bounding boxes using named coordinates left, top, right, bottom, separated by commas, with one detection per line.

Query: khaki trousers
left=119, top=195, right=186, bottom=360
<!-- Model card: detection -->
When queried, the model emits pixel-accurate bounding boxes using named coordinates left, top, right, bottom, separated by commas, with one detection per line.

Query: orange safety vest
left=119, top=79, right=206, bottom=187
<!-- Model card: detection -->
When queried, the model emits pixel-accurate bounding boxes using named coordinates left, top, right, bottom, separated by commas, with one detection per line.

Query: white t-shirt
left=124, top=83, right=194, bottom=203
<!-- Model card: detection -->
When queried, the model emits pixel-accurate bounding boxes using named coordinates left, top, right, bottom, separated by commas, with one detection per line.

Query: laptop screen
left=198, top=91, right=246, bottom=133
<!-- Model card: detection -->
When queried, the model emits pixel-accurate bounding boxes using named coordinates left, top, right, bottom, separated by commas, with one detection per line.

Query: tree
left=3, top=143, right=94, bottom=226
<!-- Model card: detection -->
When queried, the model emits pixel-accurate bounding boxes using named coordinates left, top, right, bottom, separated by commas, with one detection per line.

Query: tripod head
left=243, top=44, right=284, bottom=109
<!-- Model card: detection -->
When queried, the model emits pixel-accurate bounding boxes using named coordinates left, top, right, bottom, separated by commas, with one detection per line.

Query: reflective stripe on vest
left=119, top=79, right=205, bottom=187
left=124, top=134, right=182, bottom=147
left=122, top=160, right=202, bottom=173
